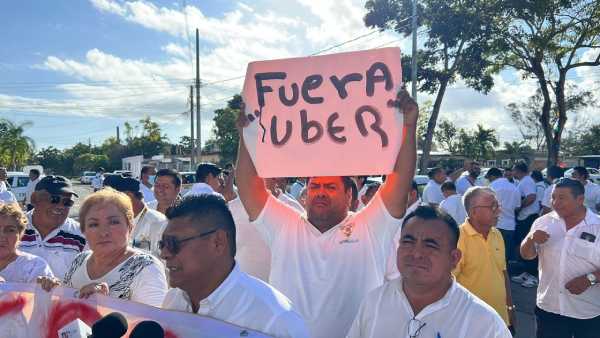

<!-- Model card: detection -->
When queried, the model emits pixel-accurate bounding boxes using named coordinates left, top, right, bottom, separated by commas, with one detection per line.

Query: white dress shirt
left=162, top=263, right=309, bottom=338
left=542, top=182, right=556, bottom=209
left=583, top=182, right=600, bottom=213
left=347, top=278, right=511, bottom=338
left=0, top=190, right=16, bottom=204
left=230, top=193, right=305, bottom=282
left=25, top=177, right=41, bottom=204
left=251, top=194, right=401, bottom=338
left=440, top=194, right=467, bottom=225
left=184, top=182, right=223, bottom=198
left=139, top=183, right=156, bottom=202
left=490, top=178, right=521, bottom=231
left=131, top=206, right=168, bottom=257
left=455, top=175, right=485, bottom=195
left=423, top=180, right=444, bottom=205
left=529, top=210, right=600, bottom=319
left=517, top=175, right=539, bottom=220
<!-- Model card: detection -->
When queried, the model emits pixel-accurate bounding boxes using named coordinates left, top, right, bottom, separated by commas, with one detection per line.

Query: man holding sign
left=236, top=48, right=417, bottom=338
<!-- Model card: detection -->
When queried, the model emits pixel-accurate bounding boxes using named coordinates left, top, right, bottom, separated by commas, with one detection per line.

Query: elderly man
left=521, top=178, right=600, bottom=338
left=139, top=165, right=157, bottom=202
left=185, top=162, right=224, bottom=197
left=19, top=176, right=85, bottom=279
left=347, top=205, right=511, bottom=338
left=150, top=168, right=182, bottom=215
left=235, top=89, right=417, bottom=338
left=105, top=175, right=166, bottom=257
left=455, top=161, right=483, bottom=195
left=454, top=187, right=515, bottom=331
left=161, top=194, right=309, bottom=337
left=487, top=167, right=521, bottom=263
left=422, top=167, right=447, bottom=206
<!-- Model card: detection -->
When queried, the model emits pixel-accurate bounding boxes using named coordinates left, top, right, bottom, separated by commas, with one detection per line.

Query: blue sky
left=1, top=0, right=598, bottom=150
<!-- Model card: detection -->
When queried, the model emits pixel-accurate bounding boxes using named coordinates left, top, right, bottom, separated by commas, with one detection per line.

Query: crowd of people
left=0, top=89, right=598, bottom=338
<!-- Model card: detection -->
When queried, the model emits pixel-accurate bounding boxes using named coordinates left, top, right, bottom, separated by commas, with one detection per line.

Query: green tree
left=34, top=147, right=66, bottom=174
left=100, top=137, right=126, bottom=172
left=123, top=117, right=170, bottom=157
left=365, top=0, right=502, bottom=173
left=73, top=153, right=109, bottom=174
left=0, top=119, right=35, bottom=170
left=502, top=141, right=534, bottom=162
left=492, top=0, right=600, bottom=165
left=206, top=95, right=242, bottom=165
left=434, top=119, right=458, bottom=153
left=456, top=125, right=498, bottom=160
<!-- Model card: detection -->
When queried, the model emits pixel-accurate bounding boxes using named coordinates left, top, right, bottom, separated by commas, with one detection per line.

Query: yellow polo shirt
left=453, top=220, right=509, bottom=324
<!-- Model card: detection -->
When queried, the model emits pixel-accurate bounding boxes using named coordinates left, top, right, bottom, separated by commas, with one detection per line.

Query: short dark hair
left=572, top=166, right=589, bottom=179
left=29, top=169, right=41, bottom=177
left=141, top=165, right=155, bottom=177
left=156, top=168, right=182, bottom=188
left=427, top=167, right=443, bottom=179
left=402, top=205, right=459, bottom=247
left=195, top=163, right=222, bottom=183
left=485, top=167, right=502, bottom=179
left=555, top=178, right=585, bottom=198
left=441, top=181, right=456, bottom=192
left=513, top=162, right=528, bottom=173
left=307, top=176, right=355, bottom=192
left=531, top=170, right=544, bottom=182
left=547, top=165, right=564, bottom=180
left=166, top=194, right=236, bottom=257
left=97, top=167, right=105, bottom=172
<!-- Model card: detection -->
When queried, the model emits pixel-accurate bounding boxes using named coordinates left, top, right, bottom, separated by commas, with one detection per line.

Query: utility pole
left=195, top=28, right=201, bottom=164
left=411, top=0, right=418, bottom=101
left=116, top=126, right=120, bottom=143
left=190, top=85, right=195, bottom=169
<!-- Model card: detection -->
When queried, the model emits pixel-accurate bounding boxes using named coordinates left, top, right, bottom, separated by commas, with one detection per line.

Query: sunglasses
left=49, top=195, right=75, bottom=207
left=158, top=228, right=218, bottom=254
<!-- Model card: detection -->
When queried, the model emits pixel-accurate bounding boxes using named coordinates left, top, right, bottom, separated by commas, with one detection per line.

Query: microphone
left=89, top=312, right=128, bottom=338
left=57, top=318, right=92, bottom=338
left=130, top=320, right=165, bottom=338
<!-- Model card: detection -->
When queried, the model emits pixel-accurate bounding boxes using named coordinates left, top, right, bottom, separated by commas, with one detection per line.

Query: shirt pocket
left=568, top=238, right=599, bottom=267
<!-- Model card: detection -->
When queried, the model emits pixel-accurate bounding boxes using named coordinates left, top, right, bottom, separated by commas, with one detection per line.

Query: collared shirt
left=252, top=194, right=401, bottom=338
left=440, top=194, right=467, bottom=225
left=0, top=190, right=16, bottom=204
left=20, top=211, right=86, bottom=279
left=542, top=182, right=557, bottom=209
left=230, top=193, right=305, bottom=282
left=131, top=206, right=167, bottom=258
left=385, top=200, right=421, bottom=281
left=583, top=182, right=600, bottom=213
left=184, top=182, right=223, bottom=198
left=423, top=180, right=444, bottom=205
left=490, top=178, right=521, bottom=231
left=453, top=221, right=508, bottom=324
left=346, top=278, right=511, bottom=338
left=517, top=175, right=539, bottom=220
left=25, top=177, right=42, bottom=204
left=455, top=175, right=485, bottom=195
left=139, top=183, right=156, bottom=202
left=529, top=210, right=600, bottom=319
left=162, top=264, right=309, bottom=338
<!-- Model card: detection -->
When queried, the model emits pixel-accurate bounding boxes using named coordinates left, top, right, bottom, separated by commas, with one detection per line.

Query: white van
left=6, top=171, right=29, bottom=203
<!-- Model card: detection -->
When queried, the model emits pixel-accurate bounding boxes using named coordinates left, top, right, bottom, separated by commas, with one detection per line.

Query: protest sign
left=0, top=283, right=271, bottom=338
left=242, top=47, right=403, bottom=177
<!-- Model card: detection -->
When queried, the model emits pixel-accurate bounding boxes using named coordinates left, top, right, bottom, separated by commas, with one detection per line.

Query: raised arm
left=235, top=105, right=270, bottom=221
left=378, top=88, right=418, bottom=219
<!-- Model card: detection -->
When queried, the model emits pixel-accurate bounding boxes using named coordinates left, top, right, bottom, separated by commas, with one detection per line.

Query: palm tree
left=472, top=124, right=499, bottom=160
left=0, top=119, right=35, bottom=170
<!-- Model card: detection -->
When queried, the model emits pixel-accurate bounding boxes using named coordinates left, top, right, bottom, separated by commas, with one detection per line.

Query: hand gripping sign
left=242, top=47, right=403, bottom=178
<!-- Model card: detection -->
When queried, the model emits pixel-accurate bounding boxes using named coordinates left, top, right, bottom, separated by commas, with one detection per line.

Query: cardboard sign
left=242, top=48, right=403, bottom=177
left=0, top=283, right=271, bottom=338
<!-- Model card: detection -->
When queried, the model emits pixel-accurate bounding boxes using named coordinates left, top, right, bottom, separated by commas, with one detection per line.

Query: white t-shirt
left=20, top=212, right=86, bottom=279
left=583, top=182, right=600, bottom=213
left=439, top=194, right=467, bottom=225
left=0, top=251, right=54, bottom=283
left=529, top=210, right=600, bottom=319
left=230, top=193, right=305, bottom=282
left=0, top=190, right=16, bottom=204
left=91, top=174, right=104, bottom=190
left=385, top=200, right=421, bottom=281
left=252, top=194, right=401, bottom=338
left=517, top=175, right=539, bottom=220
left=455, top=175, right=485, bottom=195
left=347, top=278, right=511, bottom=338
left=25, top=177, right=41, bottom=204
left=63, top=249, right=168, bottom=307
left=131, top=207, right=167, bottom=258
left=139, top=183, right=156, bottom=202
left=490, top=178, right=521, bottom=231
left=422, top=180, right=444, bottom=205
left=162, top=263, right=309, bottom=338
left=542, top=183, right=556, bottom=209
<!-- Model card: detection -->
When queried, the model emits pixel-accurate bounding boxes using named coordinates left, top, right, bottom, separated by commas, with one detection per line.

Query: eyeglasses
left=472, top=203, right=499, bottom=212
left=408, top=318, right=426, bottom=338
left=158, top=229, right=218, bottom=254
left=49, top=195, right=75, bottom=207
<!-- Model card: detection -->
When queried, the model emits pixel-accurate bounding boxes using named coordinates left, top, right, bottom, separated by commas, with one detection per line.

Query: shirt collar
left=397, top=277, right=457, bottom=319
left=189, top=262, right=241, bottom=312
left=548, top=208, right=598, bottom=226
left=462, top=220, right=480, bottom=237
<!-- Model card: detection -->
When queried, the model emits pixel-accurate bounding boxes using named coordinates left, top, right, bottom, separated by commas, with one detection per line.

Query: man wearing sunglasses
left=19, top=175, right=86, bottom=279
left=160, top=194, right=309, bottom=338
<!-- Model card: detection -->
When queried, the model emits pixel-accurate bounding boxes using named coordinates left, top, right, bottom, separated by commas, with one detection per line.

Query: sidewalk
left=512, top=280, right=536, bottom=338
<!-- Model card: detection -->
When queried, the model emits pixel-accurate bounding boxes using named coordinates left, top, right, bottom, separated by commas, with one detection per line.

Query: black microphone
left=89, top=312, right=128, bottom=338
left=130, top=320, right=165, bottom=338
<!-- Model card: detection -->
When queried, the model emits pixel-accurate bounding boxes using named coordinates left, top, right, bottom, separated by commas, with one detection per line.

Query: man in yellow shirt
left=453, top=186, right=516, bottom=334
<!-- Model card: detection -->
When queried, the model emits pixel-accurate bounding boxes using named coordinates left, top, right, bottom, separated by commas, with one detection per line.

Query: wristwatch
left=586, top=273, right=597, bottom=286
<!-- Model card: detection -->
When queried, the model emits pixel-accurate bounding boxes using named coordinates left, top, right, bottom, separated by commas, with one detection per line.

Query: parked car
left=79, top=171, right=96, bottom=184
left=180, top=171, right=197, bottom=195
left=112, top=170, right=133, bottom=177
left=6, top=171, right=29, bottom=202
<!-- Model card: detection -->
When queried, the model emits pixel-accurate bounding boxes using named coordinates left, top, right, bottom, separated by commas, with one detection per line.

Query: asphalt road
left=69, top=182, right=94, bottom=219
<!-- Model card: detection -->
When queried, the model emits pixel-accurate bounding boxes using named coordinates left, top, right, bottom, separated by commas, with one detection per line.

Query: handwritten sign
left=0, top=283, right=271, bottom=338
left=242, top=47, right=403, bottom=177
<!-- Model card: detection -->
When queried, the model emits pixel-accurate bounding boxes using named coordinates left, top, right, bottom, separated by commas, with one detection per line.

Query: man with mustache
left=235, top=89, right=417, bottom=338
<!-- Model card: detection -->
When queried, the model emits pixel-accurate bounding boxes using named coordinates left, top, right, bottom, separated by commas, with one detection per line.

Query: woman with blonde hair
left=0, top=203, right=53, bottom=282
left=38, top=188, right=168, bottom=307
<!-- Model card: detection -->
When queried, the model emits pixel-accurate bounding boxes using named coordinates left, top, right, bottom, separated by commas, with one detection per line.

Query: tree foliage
left=205, top=95, right=242, bottom=166
left=0, top=119, right=35, bottom=170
